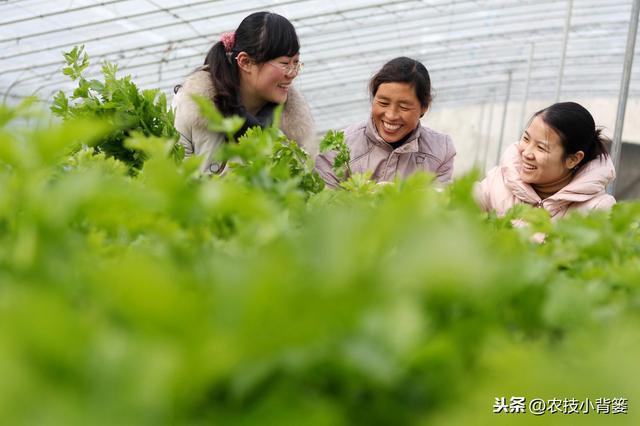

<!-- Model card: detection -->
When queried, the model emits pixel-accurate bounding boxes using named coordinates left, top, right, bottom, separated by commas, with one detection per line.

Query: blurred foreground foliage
left=1, top=94, right=639, bottom=426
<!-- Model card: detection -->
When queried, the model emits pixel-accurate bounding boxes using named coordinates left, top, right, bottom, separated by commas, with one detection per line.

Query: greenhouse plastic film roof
left=1, top=0, right=639, bottom=135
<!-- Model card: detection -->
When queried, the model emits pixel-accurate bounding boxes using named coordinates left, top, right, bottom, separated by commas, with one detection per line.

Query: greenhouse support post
left=474, top=101, right=487, bottom=167
left=520, top=43, right=535, bottom=132
left=496, top=70, right=512, bottom=166
left=609, top=0, right=640, bottom=195
left=482, top=90, right=496, bottom=174
left=555, top=0, right=574, bottom=102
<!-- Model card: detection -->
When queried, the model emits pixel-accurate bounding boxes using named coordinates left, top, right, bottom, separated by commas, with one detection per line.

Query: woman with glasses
left=315, top=57, right=456, bottom=187
left=173, top=11, right=313, bottom=175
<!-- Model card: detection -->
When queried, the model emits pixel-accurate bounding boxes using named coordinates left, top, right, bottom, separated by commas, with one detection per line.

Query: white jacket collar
left=175, top=67, right=314, bottom=148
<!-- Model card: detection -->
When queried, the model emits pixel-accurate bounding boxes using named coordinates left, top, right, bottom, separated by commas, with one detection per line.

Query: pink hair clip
left=220, top=31, right=235, bottom=53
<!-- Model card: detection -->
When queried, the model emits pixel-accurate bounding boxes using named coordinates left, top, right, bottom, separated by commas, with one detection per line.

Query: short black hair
left=369, top=57, right=432, bottom=108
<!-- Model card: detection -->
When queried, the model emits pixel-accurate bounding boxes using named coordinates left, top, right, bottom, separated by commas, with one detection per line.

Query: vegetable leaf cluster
left=0, top=53, right=639, bottom=426
left=51, top=45, right=181, bottom=173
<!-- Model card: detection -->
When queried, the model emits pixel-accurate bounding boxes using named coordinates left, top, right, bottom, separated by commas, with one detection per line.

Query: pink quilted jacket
left=476, top=143, right=616, bottom=219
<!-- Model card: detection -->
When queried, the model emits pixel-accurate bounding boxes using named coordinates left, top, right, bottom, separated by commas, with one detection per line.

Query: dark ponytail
left=206, top=41, right=240, bottom=115
left=204, top=11, right=300, bottom=116
left=533, top=102, right=609, bottom=173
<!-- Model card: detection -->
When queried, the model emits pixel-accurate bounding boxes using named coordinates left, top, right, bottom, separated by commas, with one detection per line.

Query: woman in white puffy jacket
left=172, top=12, right=314, bottom=175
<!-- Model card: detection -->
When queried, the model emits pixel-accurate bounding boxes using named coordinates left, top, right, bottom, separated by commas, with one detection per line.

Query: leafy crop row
left=0, top=49, right=638, bottom=425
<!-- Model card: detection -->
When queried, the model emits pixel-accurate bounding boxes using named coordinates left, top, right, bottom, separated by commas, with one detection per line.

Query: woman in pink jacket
left=476, top=102, right=616, bottom=219
left=315, top=57, right=456, bottom=188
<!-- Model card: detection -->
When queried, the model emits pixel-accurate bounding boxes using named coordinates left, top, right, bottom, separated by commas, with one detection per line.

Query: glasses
left=267, top=60, right=304, bottom=76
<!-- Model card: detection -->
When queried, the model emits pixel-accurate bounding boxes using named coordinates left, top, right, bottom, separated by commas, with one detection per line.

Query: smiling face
left=518, top=115, right=583, bottom=186
left=239, top=54, right=300, bottom=113
left=372, top=82, right=427, bottom=143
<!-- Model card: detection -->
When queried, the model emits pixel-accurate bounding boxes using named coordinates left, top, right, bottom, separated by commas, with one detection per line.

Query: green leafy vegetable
left=0, top=54, right=638, bottom=426
left=51, top=45, right=181, bottom=173
left=319, top=129, right=351, bottom=180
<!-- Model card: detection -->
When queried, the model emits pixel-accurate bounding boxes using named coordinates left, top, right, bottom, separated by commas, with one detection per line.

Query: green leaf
left=51, top=46, right=180, bottom=172
left=319, top=130, right=351, bottom=180
left=190, top=94, right=245, bottom=140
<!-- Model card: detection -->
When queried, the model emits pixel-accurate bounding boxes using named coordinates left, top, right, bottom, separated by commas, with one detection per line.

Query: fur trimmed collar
left=175, top=67, right=315, bottom=148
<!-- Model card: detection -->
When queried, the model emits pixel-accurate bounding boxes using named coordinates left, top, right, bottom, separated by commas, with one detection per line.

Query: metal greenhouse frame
left=1, top=0, right=638, bottom=194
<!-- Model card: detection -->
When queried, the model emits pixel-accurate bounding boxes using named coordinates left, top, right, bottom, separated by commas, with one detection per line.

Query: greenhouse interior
left=2, top=0, right=639, bottom=196
left=1, top=0, right=639, bottom=424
